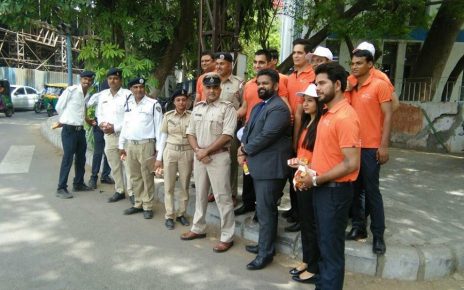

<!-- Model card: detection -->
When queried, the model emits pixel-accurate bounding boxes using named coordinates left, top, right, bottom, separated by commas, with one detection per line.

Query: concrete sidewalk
left=42, top=116, right=464, bottom=281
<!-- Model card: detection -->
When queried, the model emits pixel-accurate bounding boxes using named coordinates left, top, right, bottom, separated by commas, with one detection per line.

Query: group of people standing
left=54, top=38, right=395, bottom=290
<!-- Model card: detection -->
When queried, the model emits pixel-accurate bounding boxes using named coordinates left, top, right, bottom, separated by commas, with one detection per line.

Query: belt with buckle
left=128, top=139, right=155, bottom=145
left=320, top=181, right=353, bottom=188
left=64, top=124, right=84, bottom=131
left=166, top=143, right=192, bottom=151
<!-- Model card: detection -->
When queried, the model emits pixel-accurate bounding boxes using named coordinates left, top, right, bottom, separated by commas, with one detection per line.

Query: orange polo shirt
left=296, top=128, right=313, bottom=163
left=345, top=73, right=392, bottom=148
left=243, top=76, right=289, bottom=122
left=311, top=99, right=361, bottom=182
left=287, top=65, right=315, bottom=115
left=348, top=68, right=394, bottom=92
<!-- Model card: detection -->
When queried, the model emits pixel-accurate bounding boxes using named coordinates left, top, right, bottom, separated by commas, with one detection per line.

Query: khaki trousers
left=104, top=134, right=132, bottom=195
left=163, top=147, right=194, bottom=219
left=126, top=142, right=155, bottom=210
left=191, top=151, right=235, bottom=243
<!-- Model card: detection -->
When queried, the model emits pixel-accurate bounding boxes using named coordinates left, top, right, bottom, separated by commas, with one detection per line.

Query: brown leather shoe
left=208, top=194, right=215, bottom=202
left=213, top=241, right=234, bottom=253
left=180, top=231, right=206, bottom=241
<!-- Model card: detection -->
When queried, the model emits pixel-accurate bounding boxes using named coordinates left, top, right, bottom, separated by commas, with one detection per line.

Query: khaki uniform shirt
left=220, top=74, right=243, bottom=110
left=186, top=99, right=237, bottom=149
left=161, top=110, right=192, bottom=145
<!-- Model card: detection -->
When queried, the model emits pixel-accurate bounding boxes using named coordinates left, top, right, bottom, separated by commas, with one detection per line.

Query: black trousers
left=313, top=184, right=353, bottom=290
left=254, top=178, right=286, bottom=258
left=57, top=125, right=87, bottom=190
left=91, top=125, right=111, bottom=180
left=351, top=148, right=385, bottom=237
left=296, top=188, right=319, bottom=274
left=241, top=173, right=256, bottom=207
left=287, top=168, right=299, bottom=221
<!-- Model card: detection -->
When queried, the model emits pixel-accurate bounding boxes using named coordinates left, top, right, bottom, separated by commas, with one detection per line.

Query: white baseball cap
left=296, top=83, right=318, bottom=97
left=353, top=41, right=375, bottom=57
left=307, top=46, right=333, bottom=62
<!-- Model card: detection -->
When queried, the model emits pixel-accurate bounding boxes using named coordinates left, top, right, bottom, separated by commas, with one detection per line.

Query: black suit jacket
left=243, top=95, right=291, bottom=180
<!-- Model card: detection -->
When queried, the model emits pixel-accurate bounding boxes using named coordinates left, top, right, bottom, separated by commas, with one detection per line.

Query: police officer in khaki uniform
left=119, top=77, right=164, bottom=219
left=180, top=73, right=237, bottom=253
left=160, top=89, right=193, bottom=230
left=209, top=52, right=242, bottom=204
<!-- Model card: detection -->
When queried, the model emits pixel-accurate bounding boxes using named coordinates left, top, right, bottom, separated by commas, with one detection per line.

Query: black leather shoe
left=124, top=207, right=143, bottom=215
left=56, top=188, right=73, bottom=199
left=72, top=183, right=92, bottom=192
left=234, top=204, right=255, bottom=216
left=246, top=256, right=273, bottom=270
left=129, top=195, right=135, bottom=205
left=176, top=216, right=190, bottom=226
left=143, top=210, right=154, bottom=219
left=289, top=267, right=306, bottom=276
left=292, top=273, right=318, bottom=284
left=245, top=245, right=259, bottom=254
left=285, top=223, right=301, bottom=232
left=100, top=176, right=115, bottom=184
left=108, top=192, right=125, bottom=203
left=281, top=209, right=293, bottom=218
left=165, top=219, right=175, bottom=229
left=346, top=227, right=368, bottom=241
left=286, top=216, right=297, bottom=224
left=88, top=178, right=97, bottom=190
left=373, top=236, right=386, bottom=255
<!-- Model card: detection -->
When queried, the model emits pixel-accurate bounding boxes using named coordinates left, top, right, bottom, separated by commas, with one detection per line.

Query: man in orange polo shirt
left=269, top=48, right=289, bottom=85
left=346, top=42, right=399, bottom=111
left=344, top=49, right=393, bottom=256
left=195, top=51, right=216, bottom=104
left=296, top=62, right=360, bottom=290
left=283, top=39, right=315, bottom=230
left=234, top=49, right=290, bottom=216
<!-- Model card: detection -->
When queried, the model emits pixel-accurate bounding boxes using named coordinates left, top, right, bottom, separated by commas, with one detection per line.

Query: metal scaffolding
left=0, top=24, right=84, bottom=72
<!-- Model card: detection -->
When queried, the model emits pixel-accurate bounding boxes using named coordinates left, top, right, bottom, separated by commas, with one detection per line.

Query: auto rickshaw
left=34, top=83, right=67, bottom=117
left=0, top=79, right=14, bottom=117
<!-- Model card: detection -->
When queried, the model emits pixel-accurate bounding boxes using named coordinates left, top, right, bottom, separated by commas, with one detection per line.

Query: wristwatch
left=312, top=175, right=318, bottom=187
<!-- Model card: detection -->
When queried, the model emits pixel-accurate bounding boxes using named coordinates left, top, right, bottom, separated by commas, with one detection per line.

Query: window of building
left=403, top=42, right=422, bottom=79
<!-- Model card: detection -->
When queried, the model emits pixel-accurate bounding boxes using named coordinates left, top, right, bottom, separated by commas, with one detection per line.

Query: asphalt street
left=0, top=111, right=462, bottom=290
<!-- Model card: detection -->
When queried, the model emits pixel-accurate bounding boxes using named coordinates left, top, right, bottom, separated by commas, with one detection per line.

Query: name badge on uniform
left=195, top=113, right=202, bottom=117
left=168, top=119, right=176, bottom=125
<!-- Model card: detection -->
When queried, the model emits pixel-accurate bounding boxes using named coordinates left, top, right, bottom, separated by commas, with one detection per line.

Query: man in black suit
left=238, top=69, right=292, bottom=270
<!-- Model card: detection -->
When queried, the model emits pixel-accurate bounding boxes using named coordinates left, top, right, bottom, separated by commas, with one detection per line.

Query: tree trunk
left=441, top=53, right=464, bottom=101
left=408, top=0, right=464, bottom=101
left=277, top=0, right=373, bottom=73
left=153, top=0, right=195, bottom=89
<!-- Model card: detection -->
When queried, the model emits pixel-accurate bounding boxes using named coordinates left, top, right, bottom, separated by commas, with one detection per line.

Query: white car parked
left=11, top=85, right=40, bottom=110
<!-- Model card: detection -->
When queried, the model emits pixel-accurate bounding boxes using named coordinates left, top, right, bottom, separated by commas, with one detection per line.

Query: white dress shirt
left=96, top=88, right=131, bottom=133
left=55, top=84, right=88, bottom=126
left=119, top=96, right=164, bottom=160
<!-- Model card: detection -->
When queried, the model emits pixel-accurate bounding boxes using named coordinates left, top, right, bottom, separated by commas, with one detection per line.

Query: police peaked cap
left=214, top=52, right=233, bottom=62
left=80, top=70, right=95, bottom=78
left=202, top=74, right=221, bottom=86
left=107, top=67, right=123, bottom=78
left=128, top=77, right=146, bottom=88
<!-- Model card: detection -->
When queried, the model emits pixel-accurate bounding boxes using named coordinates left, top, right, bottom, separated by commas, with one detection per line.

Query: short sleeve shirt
left=186, top=99, right=237, bottom=149
left=161, top=110, right=192, bottom=145
left=286, top=65, right=315, bottom=115
left=311, top=99, right=361, bottom=182
left=345, top=73, right=392, bottom=148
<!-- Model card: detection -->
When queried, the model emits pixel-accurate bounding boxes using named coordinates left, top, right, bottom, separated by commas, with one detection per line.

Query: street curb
left=41, top=116, right=463, bottom=281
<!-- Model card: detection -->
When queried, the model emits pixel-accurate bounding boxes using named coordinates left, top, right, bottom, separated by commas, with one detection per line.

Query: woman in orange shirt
left=288, top=84, right=323, bottom=284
